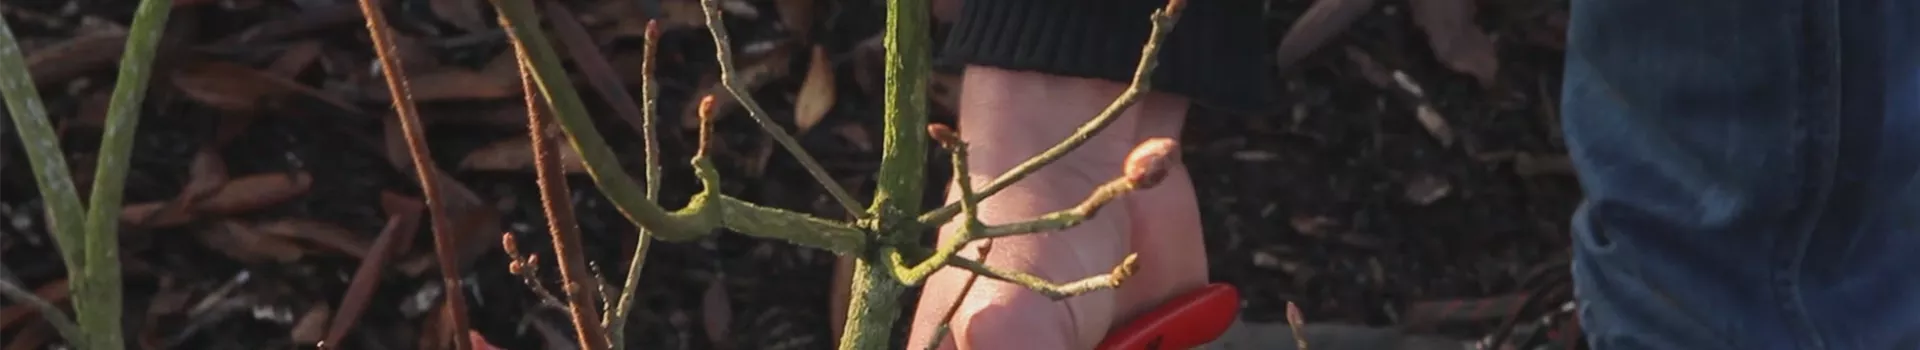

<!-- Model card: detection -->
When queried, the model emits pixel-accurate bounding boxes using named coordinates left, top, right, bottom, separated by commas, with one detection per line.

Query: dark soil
left=0, top=0, right=1580, bottom=349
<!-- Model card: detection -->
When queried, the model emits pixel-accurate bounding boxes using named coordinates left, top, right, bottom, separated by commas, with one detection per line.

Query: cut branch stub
left=697, top=94, right=719, bottom=157
left=927, top=123, right=961, bottom=148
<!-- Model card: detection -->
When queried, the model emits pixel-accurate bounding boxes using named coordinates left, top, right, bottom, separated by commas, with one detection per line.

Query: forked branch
left=698, top=0, right=866, bottom=217
left=483, top=0, right=869, bottom=256
left=918, top=0, right=1186, bottom=227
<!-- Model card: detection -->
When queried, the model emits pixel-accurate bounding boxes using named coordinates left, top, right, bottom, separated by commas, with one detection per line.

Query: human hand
left=904, top=66, right=1209, bottom=350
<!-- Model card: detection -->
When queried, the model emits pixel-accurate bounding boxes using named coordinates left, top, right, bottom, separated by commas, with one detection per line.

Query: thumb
left=949, top=279, right=1094, bottom=349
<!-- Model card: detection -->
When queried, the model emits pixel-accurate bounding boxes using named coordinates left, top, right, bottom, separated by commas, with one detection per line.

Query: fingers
left=907, top=65, right=1204, bottom=349
left=953, top=284, right=1082, bottom=350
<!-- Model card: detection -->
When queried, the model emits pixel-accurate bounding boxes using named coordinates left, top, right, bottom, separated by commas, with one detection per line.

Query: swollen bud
left=927, top=123, right=961, bottom=148
left=1110, top=253, right=1140, bottom=284
left=697, top=94, right=720, bottom=154
left=698, top=94, right=720, bottom=122
left=501, top=232, right=521, bottom=257
left=1165, top=0, right=1185, bottom=14
left=644, top=19, right=661, bottom=42
left=1123, top=138, right=1178, bottom=188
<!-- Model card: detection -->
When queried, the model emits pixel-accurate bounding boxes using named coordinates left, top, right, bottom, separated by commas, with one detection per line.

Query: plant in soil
left=1, top=0, right=1183, bottom=348
left=0, top=0, right=171, bottom=348
left=451, top=0, right=1186, bottom=348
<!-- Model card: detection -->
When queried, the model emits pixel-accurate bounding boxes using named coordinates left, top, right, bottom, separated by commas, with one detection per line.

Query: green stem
left=606, top=19, right=664, bottom=349
left=74, top=0, right=172, bottom=348
left=840, top=0, right=931, bottom=348
left=485, top=0, right=868, bottom=253
left=0, top=1, right=87, bottom=301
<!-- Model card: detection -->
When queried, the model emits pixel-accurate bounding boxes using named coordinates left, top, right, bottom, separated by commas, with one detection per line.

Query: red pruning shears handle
left=1094, top=283, right=1241, bottom=350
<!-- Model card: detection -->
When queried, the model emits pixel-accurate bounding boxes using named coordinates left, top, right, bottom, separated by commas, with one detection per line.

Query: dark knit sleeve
left=939, top=0, right=1278, bottom=116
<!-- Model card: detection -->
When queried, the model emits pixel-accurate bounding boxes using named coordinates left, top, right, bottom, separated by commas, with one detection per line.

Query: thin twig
left=606, top=19, right=665, bottom=348
left=323, top=210, right=421, bottom=349
left=1287, top=302, right=1310, bottom=350
left=887, top=138, right=1178, bottom=286
left=519, top=39, right=612, bottom=350
left=483, top=0, right=868, bottom=253
left=920, top=240, right=990, bottom=350
left=697, top=0, right=865, bottom=217
left=540, top=1, right=650, bottom=146
left=502, top=234, right=569, bottom=311
left=353, top=0, right=471, bottom=347
left=917, top=0, right=1185, bottom=227
left=920, top=124, right=986, bottom=350
left=0, top=272, right=81, bottom=344
left=943, top=253, right=1138, bottom=301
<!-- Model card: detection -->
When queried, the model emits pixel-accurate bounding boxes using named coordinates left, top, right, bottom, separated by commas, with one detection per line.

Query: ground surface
left=0, top=0, right=1579, bottom=349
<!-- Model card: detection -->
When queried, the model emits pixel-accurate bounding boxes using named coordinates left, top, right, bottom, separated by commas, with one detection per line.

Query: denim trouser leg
left=1562, top=1, right=1920, bottom=349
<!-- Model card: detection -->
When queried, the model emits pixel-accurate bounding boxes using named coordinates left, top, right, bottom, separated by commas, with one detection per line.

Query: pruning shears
left=1096, top=283, right=1481, bottom=350
left=1094, top=283, right=1242, bottom=350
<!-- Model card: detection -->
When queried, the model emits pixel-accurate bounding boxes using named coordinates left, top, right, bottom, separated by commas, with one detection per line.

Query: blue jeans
left=1562, top=1, right=1920, bottom=349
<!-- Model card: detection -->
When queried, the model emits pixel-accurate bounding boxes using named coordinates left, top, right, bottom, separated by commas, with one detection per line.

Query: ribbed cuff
left=939, top=0, right=1278, bottom=116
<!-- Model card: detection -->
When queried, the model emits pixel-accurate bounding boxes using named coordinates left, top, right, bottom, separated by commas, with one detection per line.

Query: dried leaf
left=776, top=0, right=815, bottom=40
left=1402, top=173, right=1452, bottom=205
left=381, top=191, right=425, bottom=219
left=1413, top=104, right=1455, bottom=146
left=324, top=213, right=421, bottom=348
left=1289, top=215, right=1338, bottom=237
left=26, top=28, right=128, bottom=87
left=1274, top=0, right=1375, bottom=69
left=121, top=149, right=230, bottom=228
left=1342, top=46, right=1394, bottom=89
left=171, top=60, right=362, bottom=114
left=121, top=201, right=195, bottom=228
left=681, top=43, right=796, bottom=128
left=3, top=322, right=49, bottom=350
left=429, top=0, right=488, bottom=31
left=196, top=221, right=308, bottom=264
left=459, top=137, right=588, bottom=173
left=64, top=91, right=113, bottom=132
left=180, top=149, right=231, bottom=203
left=1410, top=0, right=1500, bottom=87
left=470, top=330, right=505, bottom=350
left=0, top=280, right=69, bottom=330
left=253, top=218, right=372, bottom=258
left=792, top=45, right=835, bottom=135
left=381, top=118, right=504, bottom=273
left=211, top=4, right=361, bottom=46
left=291, top=303, right=332, bottom=344
left=195, top=171, right=314, bottom=215
left=268, top=40, right=325, bottom=77
left=383, top=67, right=521, bottom=102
